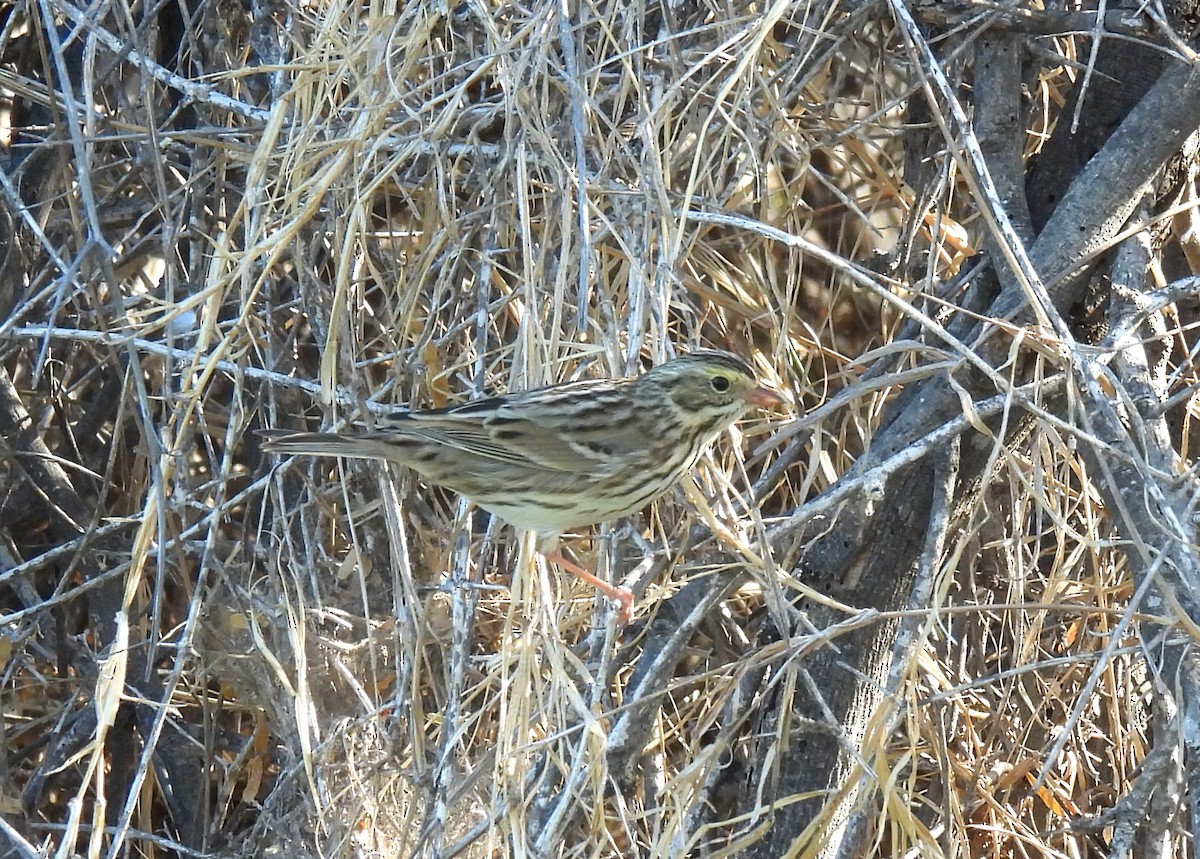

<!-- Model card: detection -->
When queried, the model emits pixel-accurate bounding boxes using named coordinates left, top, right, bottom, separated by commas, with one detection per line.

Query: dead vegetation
left=2, top=0, right=1200, bottom=857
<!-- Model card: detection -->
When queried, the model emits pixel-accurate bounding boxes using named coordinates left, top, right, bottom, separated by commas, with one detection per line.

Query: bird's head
left=643, top=350, right=783, bottom=435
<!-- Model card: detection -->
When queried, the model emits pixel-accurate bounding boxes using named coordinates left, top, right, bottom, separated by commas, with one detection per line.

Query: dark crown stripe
left=683, top=349, right=755, bottom=376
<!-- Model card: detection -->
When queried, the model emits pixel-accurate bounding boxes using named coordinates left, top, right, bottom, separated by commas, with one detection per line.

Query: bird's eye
left=710, top=375, right=731, bottom=393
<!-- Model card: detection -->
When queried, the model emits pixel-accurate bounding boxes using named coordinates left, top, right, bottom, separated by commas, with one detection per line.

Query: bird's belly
left=470, top=494, right=633, bottom=533
left=437, top=456, right=693, bottom=534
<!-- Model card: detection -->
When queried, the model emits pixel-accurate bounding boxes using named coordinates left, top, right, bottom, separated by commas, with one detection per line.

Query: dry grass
left=1, top=0, right=1195, bottom=856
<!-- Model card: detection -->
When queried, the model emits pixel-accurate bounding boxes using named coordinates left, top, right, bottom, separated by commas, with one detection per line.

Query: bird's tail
left=258, top=429, right=397, bottom=460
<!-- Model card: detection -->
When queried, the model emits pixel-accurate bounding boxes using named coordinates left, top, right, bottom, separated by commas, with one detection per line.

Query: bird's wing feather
left=397, top=387, right=646, bottom=478
left=409, top=417, right=624, bottom=477
left=397, top=417, right=548, bottom=469
left=488, top=393, right=650, bottom=476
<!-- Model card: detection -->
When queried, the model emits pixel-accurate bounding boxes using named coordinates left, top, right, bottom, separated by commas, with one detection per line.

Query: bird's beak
left=746, top=386, right=785, bottom=409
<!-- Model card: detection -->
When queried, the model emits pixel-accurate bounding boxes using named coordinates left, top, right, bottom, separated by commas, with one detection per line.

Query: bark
left=735, top=11, right=1200, bottom=856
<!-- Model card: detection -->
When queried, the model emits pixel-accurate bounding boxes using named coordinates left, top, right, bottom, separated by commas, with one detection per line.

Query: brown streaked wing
left=485, top=386, right=657, bottom=476
left=389, top=415, right=560, bottom=471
